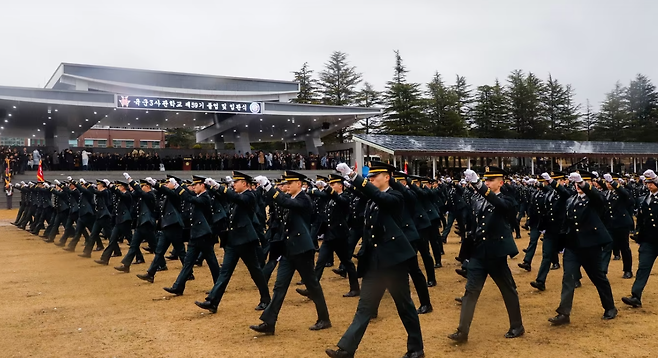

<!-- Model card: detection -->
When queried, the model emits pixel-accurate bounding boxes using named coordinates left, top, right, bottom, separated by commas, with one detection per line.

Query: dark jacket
left=217, top=187, right=259, bottom=247
left=470, top=183, right=519, bottom=259
left=156, top=184, right=184, bottom=229
left=564, top=183, right=613, bottom=249
left=265, top=188, right=315, bottom=257
left=178, top=187, right=213, bottom=241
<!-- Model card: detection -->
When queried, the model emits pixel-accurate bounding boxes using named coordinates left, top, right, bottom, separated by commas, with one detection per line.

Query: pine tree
left=452, top=75, right=473, bottom=129
left=291, top=62, right=318, bottom=104
left=584, top=99, right=597, bottom=141
left=542, top=75, right=582, bottom=140
left=317, top=51, right=362, bottom=142
left=625, top=73, right=658, bottom=141
left=425, top=72, right=466, bottom=137
left=381, top=50, right=426, bottom=135
left=470, top=79, right=512, bottom=138
left=593, top=82, right=629, bottom=141
left=506, top=70, right=547, bottom=139
left=352, top=82, right=382, bottom=135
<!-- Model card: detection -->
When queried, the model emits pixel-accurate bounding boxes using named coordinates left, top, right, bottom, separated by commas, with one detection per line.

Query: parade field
left=0, top=208, right=654, bottom=358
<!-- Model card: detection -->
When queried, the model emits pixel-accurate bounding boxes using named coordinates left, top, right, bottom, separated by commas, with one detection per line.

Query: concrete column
left=432, top=157, right=437, bottom=179
left=393, top=156, right=397, bottom=168
left=559, top=158, right=563, bottom=171
left=531, top=157, right=535, bottom=175
left=610, top=157, right=614, bottom=172
left=467, top=157, right=471, bottom=169
left=353, top=142, right=363, bottom=169
left=304, top=135, right=323, bottom=155
left=212, top=134, right=225, bottom=150
left=234, top=130, right=251, bottom=155
left=45, top=126, right=72, bottom=151
left=633, top=157, right=637, bottom=173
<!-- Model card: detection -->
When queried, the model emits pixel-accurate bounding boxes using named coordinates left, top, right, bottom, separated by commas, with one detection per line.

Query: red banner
left=37, top=160, right=44, bottom=182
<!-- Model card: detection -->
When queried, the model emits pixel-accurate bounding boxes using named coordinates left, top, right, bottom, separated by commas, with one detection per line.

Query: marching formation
left=10, top=162, right=658, bottom=357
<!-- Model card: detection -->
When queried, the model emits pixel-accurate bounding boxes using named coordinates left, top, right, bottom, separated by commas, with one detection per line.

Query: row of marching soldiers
left=11, top=163, right=658, bottom=358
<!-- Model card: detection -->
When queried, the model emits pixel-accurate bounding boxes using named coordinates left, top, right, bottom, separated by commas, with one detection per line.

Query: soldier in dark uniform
left=622, top=169, right=658, bottom=308
left=309, top=175, right=330, bottom=252
left=56, top=178, right=90, bottom=247
left=12, top=181, right=27, bottom=225
left=332, top=179, right=366, bottom=279
left=262, top=178, right=289, bottom=283
left=518, top=178, right=545, bottom=272
left=137, top=177, right=188, bottom=283
left=95, top=180, right=132, bottom=265
left=31, top=181, right=53, bottom=236
left=449, top=167, right=524, bottom=343
left=64, top=179, right=98, bottom=253
left=325, top=162, right=424, bottom=358
left=408, top=178, right=442, bottom=268
left=440, top=177, right=468, bottom=245
left=163, top=175, right=221, bottom=296
left=78, top=179, right=113, bottom=258
left=548, top=171, right=617, bottom=326
left=249, top=171, right=331, bottom=335
left=531, top=172, right=572, bottom=291
left=297, top=174, right=360, bottom=298
left=194, top=172, right=271, bottom=313
left=115, top=174, right=158, bottom=272
left=17, top=182, right=37, bottom=230
left=43, top=180, right=69, bottom=242
left=600, top=173, right=634, bottom=278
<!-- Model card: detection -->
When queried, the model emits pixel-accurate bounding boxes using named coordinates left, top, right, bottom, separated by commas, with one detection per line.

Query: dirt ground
left=0, top=209, right=656, bottom=358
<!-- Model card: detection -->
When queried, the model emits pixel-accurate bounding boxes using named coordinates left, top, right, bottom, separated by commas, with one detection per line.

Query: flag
left=4, top=158, right=10, bottom=189
left=37, top=160, right=44, bottom=182
left=404, top=161, right=408, bottom=174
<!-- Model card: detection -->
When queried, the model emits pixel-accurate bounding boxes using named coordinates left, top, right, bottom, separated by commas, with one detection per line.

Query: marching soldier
left=250, top=171, right=331, bottom=335
left=325, top=162, right=424, bottom=358
left=194, top=172, right=271, bottom=313
left=43, top=180, right=69, bottom=243
left=518, top=178, right=545, bottom=272
left=548, top=171, right=617, bottom=326
left=78, top=179, right=113, bottom=258
left=63, top=179, right=98, bottom=253
left=95, top=180, right=132, bottom=265
left=449, top=167, right=524, bottom=343
left=600, top=173, right=634, bottom=278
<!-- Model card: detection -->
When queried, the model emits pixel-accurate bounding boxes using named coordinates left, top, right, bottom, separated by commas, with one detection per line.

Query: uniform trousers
left=314, top=238, right=359, bottom=292
left=536, top=232, right=560, bottom=284
left=147, top=225, right=186, bottom=276
left=631, top=241, right=658, bottom=300
left=100, top=221, right=132, bottom=262
left=66, top=213, right=95, bottom=250
left=171, top=236, right=220, bottom=292
left=121, top=223, right=155, bottom=267
left=522, top=226, right=541, bottom=265
left=45, top=210, right=68, bottom=241
left=82, top=216, right=112, bottom=255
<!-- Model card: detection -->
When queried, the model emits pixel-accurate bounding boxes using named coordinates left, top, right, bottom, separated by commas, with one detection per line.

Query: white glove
left=66, top=176, right=72, bottom=181
left=459, top=179, right=466, bottom=185
left=21, top=181, right=25, bottom=185
left=43, top=183, right=50, bottom=188
left=79, top=178, right=86, bottom=184
left=225, top=176, right=233, bottom=183
left=205, top=178, right=218, bottom=187
left=540, top=230, right=546, bottom=234
left=527, top=178, right=537, bottom=186
left=315, top=180, right=327, bottom=188
left=619, top=179, right=626, bottom=185
left=123, top=172, right=130, bottom=180
left=592, top=171, right=599, bottom=178
left=640, top=176, right=645, bottom=181
left=145, top=177, right=156, bottom=186
left=603, top=174, right=613, bottom=183
left=569, top=172, right=583, bottom=183
left=253, top=175, right=268, bottom=187
left=168, top=178, right=178, bottom=186
left=464, top=169, right=478, bottom=183
left=643, top=170, right=656, bottom=179
left=541, top=172, right=551, bottom=182
left=14, top=183, right=19, bottom=187
left=336, top=163, right=353, bottom=177
left=54, top=180, right=60, bottom=185
left=343, top=180, right=352, bottom=188
left=445, top=177, right=451, bottom=183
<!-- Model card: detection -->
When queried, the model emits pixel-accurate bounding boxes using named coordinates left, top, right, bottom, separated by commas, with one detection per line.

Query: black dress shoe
left=602, top=308, right=618, bottom=320
left=416, top=305, right=433, bottom=314
left=613, top=255, right=621, bottom=261
left=343, top=290, right=360, bottom=298
left=522, top=248, right=528, bottom=253
left=623, top=271, right=633, bottom=279
left=622, top=296, right=642, bottom=308
left=296, top=280, right=305, bottom=285
left=78, top=253, right=91, bottom=258
left=402, top=351, right=425, bottom=358
left=157, top=265, right=168, bottom=272
left=249, top=322, right=275, bottom=335
left=136, top=273, right=154, bottom=283
left=574, top=280, right=582, bottom=288
left=112, top=252, right=122, bottom=257
left=187, top=274, right=195, bottom=281
left=434, top=263, right=443, bottom=268
left=448, top=330, right=468, bottom=343
left=94, top=259, right=108, bottom=266
left=296, top=288, right=310, bottom=297
left=530, top=281, right=546, bottom=291
left=549, top=314, right=570, bottom=326
left=325, top=262, right=334, bottom=267
left=455, top=269, right=467, bottom=278
left=255, top=302, right=269, bottom=311
left=550, top=263, right=560, bottom=270
left=518, top=262, right=531, bottom=271
left=455, top=297, right=463, bottom=303
left=505, top=326, right=525, bottom=338
left=194, top=260, right=203, bottom=267
left=43, top=239, right=54, bottom=243
left=332, top=268, right=347, bottom=278
left=163, top=287, right=184, bottom=296
left=114, top=265, right=130, bottom=273
left=427, top=281, right=437, bottom=287
left=309, top=320, right=332, bottom=331
left=94, top=246, right=104, bottom=252
left=165, top=255, right=178, bottom=261
left=325, top=348, right=353, bottom=358
left=54, top=242, right=65, bottom=247
left=142, top=246, right=154, bottom=254
left=134, top=259, right=145, bottom=265
left=195, top=300, right=217, bottom=314
left=63, top=247, right=75, bottom=252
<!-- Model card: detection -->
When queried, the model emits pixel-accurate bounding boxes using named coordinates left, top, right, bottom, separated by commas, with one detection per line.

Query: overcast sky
left=2, top=0, right=656, bottom=110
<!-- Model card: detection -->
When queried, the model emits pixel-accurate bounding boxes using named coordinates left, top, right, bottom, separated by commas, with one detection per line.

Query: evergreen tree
left=625, top=73, right=658, bottom=141
left=506, top=70, right=547, bottom=139
left=584, top=99, right=597, bottom=141
left=452, top=75, right=473, bottom=129
left=291, top=62, right=318, bottom=104
left=593, top=82, right=629, bottom=141
left=543, top=75, right=582, bottom=140
left=381, top=50, right=426, bottom=135
left=425, top=72, right=466, bottom=136
left=470, top=79, right=512, bottom=138
left=352, top=82, right=382, bottom=135
left=317, top=51, right=362, bottom=142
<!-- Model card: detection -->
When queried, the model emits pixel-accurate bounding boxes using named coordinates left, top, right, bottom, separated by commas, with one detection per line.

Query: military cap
left=115, top=180, right=129, bottom=187
left=550, top=171, right=567, bottom=180
left=231, top=171, right=252, bottom=182
left=139, top=179, right=152, bottom=186
left=392, top=171, right=408, bottom=180
left=191, top=175, right=207, bottom=184
left=576, top=170, right=594, bottom=181
left=367, top=162, right=396, bottom=178
left=482, top=166, right=507, bottom=179
left=328, top=173, right=345, bottom=184
left=611, top=173, right=621, bottom=180
left=167, top=174, right=182, bottom=183
left=283, top=170, right=307, bottom=182
left=317, top=175, right=329, bottom=182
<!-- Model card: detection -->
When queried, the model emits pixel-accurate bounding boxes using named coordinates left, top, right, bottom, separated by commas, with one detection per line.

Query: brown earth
left=0, top=208, right=656, bottom=358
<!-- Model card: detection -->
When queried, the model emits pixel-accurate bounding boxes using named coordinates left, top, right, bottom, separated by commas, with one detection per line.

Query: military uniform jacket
left=265, top=188, right=315, bottom=257
left=635, top=192, right=658, bottom=243
left=38, top=187, right=53, bottom=208
left=208, top=190, right=228, bottom=225
left=564, top=183, right=612, bottom=249
left=390, top=180, right=421, bottom=243
left=52, top=188, right=70, bottom=212
left=347, top=186, right=366, bottom=230
left=470, top=183, right=519, bottom=259
left=110, top=187, right=133, bottom=224
left=89, top=187, right=112, bottom=219
left=409, top=184, right=440, bottom=222
left=178, top=188, right=213, bottom=241
left=351, top=174, right=415, bottom=277
left=602, top=182, right=634, bottom=230
left=321, top=187, right=350, bottom=242
left=445, top=183, right=467, bottom=212
left=156, top=184, right=184, bottom=229
left=541, top=181, right=574, bottom=234
left=130, top=181, right=157, bottom=227
left=74, top=184, right=95, bottom=217
left=217, top=187, right=259, bottom=247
